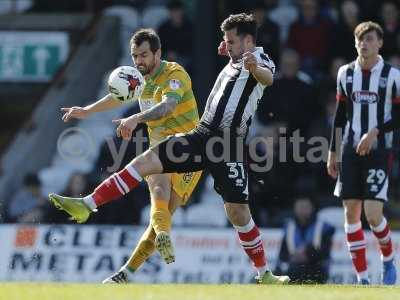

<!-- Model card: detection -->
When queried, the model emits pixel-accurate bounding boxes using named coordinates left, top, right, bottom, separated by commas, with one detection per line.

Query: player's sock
left=151, top=199, right=171, bottom=234
left=345, top=222, right=369, bottom=281
left=370, top=217, right=394, bottom=262
left=123, top=225, right=156, bottom=273
left=85, top=165, right=142, bottom=208
left=124, top=227, right=156, bottom=273
left=234, top=218, right=268, bottom=277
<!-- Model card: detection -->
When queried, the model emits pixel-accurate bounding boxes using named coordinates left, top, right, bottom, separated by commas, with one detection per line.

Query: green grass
left=0, top=283, right=399, bottom=300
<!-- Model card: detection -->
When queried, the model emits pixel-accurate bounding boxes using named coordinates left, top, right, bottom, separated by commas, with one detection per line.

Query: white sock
left=357, top=271, right=369, bottom=282
left=233, top=218, right=255, bottom=233
left=256, top=265, right=269, bottom=277
left=83, top=195, right=97, bottom=210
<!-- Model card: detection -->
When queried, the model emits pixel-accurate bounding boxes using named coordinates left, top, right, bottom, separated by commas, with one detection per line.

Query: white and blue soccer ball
left=108, top=66, right=144, bottom=102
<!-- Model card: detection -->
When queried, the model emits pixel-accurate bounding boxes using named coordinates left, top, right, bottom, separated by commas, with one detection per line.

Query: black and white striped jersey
left=335, top=56, right=400, bottom=150
left=200, top=47, right=275, bottom=136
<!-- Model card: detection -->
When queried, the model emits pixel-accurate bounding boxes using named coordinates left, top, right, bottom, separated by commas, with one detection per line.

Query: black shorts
left=151, top=126, right=249, bottom=203
left=334, top=146, right=392, bottom=202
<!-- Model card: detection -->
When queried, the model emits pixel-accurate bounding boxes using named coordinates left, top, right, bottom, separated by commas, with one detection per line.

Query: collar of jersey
left=355, top=55, right=383, bottom=73
left=147, top=60, right=166, bottom=82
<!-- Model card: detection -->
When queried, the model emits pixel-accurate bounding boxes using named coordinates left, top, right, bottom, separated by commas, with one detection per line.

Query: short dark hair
left=130, top=28, right=161, bottom=53
left=220, top=13, right=257, bottom=41
left=354, top=21, right=384, bottom=40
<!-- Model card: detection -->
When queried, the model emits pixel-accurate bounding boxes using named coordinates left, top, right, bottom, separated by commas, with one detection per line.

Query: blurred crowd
left=2, top=0, right=400, bottom=229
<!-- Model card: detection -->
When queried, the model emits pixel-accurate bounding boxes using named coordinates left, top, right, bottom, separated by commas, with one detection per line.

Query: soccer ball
left=108, top=66, right=144, bottom=102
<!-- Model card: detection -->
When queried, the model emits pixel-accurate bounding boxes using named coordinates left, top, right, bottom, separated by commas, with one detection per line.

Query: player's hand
left=218, top=41, right=228, bottom=56
left=356, top=128, right=379, bottom=156
left=61, top=106, right=90, bottom=122
left=243, top=52, right=257, bottom=73
left=112, top=115, right=138, bottom=140
left=327, top=151, right=338, bottom=179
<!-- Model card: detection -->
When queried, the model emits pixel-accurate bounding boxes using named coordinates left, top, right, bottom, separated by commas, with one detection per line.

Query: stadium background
left=0, top=0, right=399, bottom=284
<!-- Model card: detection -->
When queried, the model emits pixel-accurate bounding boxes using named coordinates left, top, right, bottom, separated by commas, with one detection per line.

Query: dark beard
left=140, top=58, right=157, bottom=76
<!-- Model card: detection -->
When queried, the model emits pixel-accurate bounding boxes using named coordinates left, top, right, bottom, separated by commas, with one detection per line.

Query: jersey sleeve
left=392, top=68, right=400, bottom=104
left=161, top=70, right=189, bottom=103
left=336, top=65, right=347, bottom=102
left=256, top=51, right=276, bottom=76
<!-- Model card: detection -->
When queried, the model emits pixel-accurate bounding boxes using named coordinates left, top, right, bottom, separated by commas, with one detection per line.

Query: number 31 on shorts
left=227, top=162, right=246, bottom=187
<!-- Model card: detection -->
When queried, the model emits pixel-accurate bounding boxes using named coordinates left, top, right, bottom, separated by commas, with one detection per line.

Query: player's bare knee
left=132, top=150, right=163, bottom=175
left=225, top=204, right=251, bottom=226
left=365, top=212, right=382, bottom=227
left=344, top=209, right=360, bottom=224
left=152, top=186, right=169, bottom=200
left=343, top=202, right=361, bottom=223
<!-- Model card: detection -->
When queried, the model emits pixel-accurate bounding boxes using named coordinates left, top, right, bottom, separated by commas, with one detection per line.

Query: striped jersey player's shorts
left=334, top=146, right=392, bottom=202
left=152, top=124, right=249, bottom=204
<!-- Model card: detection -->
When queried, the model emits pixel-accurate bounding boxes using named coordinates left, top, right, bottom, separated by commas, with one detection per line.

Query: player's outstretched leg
left=48, top=149, right=163, bottom=222
left=370, top=217, right=396, bottom=285
left=103, top=225, right=156, bottom=283
left=48, top=165, right=142, bottom=222
left=226, top=203, right=289, bottom=284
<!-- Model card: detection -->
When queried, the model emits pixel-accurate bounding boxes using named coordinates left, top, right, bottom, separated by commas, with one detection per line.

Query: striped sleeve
left=336, top=65, right=347, bottom=102
left=330, top=65, right=348, bottom=151
left=376, top=68, right=400, bottom=133
left=257, top=52, right=275, bottom=75
left=392, top=68, right=400, bottom=104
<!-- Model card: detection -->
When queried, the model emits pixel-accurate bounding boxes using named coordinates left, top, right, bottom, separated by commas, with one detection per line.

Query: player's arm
left=357, top=71, right=400, bottom=155
left=376, top=73, right=400, bottom=133
left=113, top=96, right=179, bottom=140
left=243, top=51, right=275, bottom=86
left=135, top=73, right=185, bottom=124
left=61, top=94, right=123, bottom=122
left=327, top=68, right=347, bottom=178
left=113, top=72, right=185, bottom=140
left=135, top=95, right=178, bottom=123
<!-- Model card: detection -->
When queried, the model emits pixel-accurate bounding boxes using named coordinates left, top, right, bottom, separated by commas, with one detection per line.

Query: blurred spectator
left=30, top=0, right=88, bottom=12
left=157, top=0, right=194, bottom=73
left=267, top=0, right=298, bottom=43
left=63, top=172, right=89, bottom=197
left=303, top=57, right=345, bottom=197
left=331, top=0, right=360, bottom=62
left=44, top=172, right=90, bottom=223
left=275, top=197, right=335, bottom=283
left=258, top=48, right=315, bottom=135
left=250, top=1, right=281, bottom=62
left=248, top=122, right=296, bottom=227
left=287, top=0, right=333, bottom=76
left=358, top=0, right=387, bottom=21
left=389, top=55, right=400, bottom=69
left=5, top=173, right=48, bottom=223
left=0, top=0, right=32, bottom=14
left=253, top=48, right=316, bottom=205
left=380, top=0, right=400, bottom=58
left=316, top=57, right=346, bottom=111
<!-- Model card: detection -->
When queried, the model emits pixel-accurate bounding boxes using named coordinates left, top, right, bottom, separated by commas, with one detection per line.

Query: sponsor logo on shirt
left=351, top=91, right=379, bottom=104
left=169, top=79, right=181, bottom=90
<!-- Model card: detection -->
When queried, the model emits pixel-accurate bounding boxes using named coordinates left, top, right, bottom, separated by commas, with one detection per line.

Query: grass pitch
left=0, top=283, right=398, bottom=300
